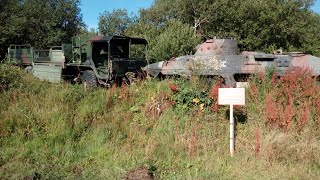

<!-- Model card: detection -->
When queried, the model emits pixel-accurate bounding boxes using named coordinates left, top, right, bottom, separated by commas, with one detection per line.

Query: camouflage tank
left=144, top=38, right=320, bottom=85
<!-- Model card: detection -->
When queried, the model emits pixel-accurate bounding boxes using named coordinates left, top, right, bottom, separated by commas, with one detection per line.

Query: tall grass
left=1, top=64, right=320, bottom=179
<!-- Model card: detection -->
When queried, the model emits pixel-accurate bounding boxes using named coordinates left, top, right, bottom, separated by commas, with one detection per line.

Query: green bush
left=1, top=67, right=320, bottom=179
left=0, top=64, right=24, bottom=89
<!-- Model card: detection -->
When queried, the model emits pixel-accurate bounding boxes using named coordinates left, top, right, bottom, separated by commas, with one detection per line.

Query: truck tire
left=82, top=70, right=97, bottom=88
left=24, top=66, right=33, bottom=73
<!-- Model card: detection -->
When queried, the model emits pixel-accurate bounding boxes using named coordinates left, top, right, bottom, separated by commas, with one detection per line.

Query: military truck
left=12, top=35, right=148, bottom=87
left=7, top=44, right=34, bottom=66
left=31, top=46, right=66, bottom=82
left=63, top=35, right=148, bottom=87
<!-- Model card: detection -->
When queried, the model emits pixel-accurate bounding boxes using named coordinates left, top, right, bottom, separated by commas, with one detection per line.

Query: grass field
left=1, top=64, right=320, bottom=179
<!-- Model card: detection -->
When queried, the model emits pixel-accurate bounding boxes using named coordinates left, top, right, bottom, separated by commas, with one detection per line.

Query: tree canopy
left=137, top=0, right=320, bottom=56
left=97, top=0, right=320, bottom=62
left=1, top=0, right=319, bottom=61
left=0, top=0, right=83, bottom=60
left=98, top=9, right=131, bottom=36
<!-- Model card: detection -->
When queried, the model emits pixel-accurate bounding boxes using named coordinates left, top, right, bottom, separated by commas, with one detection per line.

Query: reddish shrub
left=262, top=68, right=320, bottom=132
left=120, top=82, right=128, bottom=99
left=258, top=72, right=265, bottom=80
left=265, top=94, right=278, bottom=127
left=298, top=104, right=310, bottom=132
left=210, top=104, right=219, bottom=112
left=129, top=84, right=134, bottom=97
left=283, top=94, right=295, bottom=132
left=168, top=83, right=178, bottom=93
left=316, top=98, right=320, bottom=117
left=270, top=71, right=278, bottom=85
left=188, top=129, right=197, bottom=158
left=209, top=80, right=223, bottom=112
left=111, top=83, right=117, bottom=96
left=249, top=83, right=258, bottom=101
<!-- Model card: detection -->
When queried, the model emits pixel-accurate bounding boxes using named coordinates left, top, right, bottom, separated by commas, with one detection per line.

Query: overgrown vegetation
left=1, top=0, right=320, bottom=179
left=0, top=0, right=83, bottom=59
left=1, top=64, right=320, bottom=179
left=1, top=0, right=319, bottom=62
left=99, top=0, right=320, bottom=62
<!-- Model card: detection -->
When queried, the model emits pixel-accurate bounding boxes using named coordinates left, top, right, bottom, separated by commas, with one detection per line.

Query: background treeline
left=99, top=0, right=320, bottom=62
left=1, top=0, right=320, bottom=62
left=0, top=0, right=83, bottom=59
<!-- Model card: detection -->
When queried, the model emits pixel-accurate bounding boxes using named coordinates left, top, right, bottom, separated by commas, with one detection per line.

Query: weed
left=254, top=128, right=261, bottom=157
left=1, top=64, right=320, bottom=179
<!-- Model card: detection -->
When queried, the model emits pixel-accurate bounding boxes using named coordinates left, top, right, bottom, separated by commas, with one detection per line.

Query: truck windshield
left=111, top=39, right=129, bottom=58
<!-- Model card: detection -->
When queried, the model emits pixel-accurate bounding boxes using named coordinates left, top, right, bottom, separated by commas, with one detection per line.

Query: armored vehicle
left=144, top=38, right=320, bottom=86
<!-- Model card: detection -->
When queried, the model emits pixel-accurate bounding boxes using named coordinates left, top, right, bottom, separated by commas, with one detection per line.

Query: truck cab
left=65, top=35, right=148, bottom=87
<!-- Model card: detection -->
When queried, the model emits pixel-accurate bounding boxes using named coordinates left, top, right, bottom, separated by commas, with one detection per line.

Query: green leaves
left=98, top=9, right=131, bottom=36
left=124, top=19, right=201, bottom=63
left=168, top=78, right=214, bottom=110
left=135, top=0, right=320, bottom=56
left=148, top=20, right=201, bottom=62
left=0, top=0, right=83, bottom=59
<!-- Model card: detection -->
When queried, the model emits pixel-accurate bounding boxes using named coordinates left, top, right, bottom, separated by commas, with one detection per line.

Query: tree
left=149, top=20, right=201, bottom=62
left=126, top=19, right=200, bottom=62
left=98, top=9, right=131, bottom=36
left=137, top=0, right=320, bottom=55
left=139, top=0, right=177, bottom=26
left=0, top=0, right=83, bottom=60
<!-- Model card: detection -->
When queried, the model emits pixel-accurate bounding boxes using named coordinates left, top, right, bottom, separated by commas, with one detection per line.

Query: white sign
left=218, top=88, right=245, bottom=156
left=218, top=88, right=245, bottom=105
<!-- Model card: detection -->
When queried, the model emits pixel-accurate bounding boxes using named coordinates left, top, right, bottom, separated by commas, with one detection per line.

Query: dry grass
left=1, top=65, right=320, bottom=179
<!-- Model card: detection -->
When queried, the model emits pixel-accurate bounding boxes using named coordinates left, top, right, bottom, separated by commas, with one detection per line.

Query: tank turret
left=195, top=38, right=239, bottom=56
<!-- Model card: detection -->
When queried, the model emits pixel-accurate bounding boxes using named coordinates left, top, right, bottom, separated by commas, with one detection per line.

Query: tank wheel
left=82, top=70, right=97, bottom=88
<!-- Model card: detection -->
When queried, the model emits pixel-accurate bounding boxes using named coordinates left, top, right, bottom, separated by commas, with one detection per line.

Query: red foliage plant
left=111, top=83, right=117, bottom=96
left=188, top=128, right=197, bottom=158
left=270, top=71, right=278, bottom=85
left=265, top=94, right=278, bottom=127
left=168, top=82, right=179, bottom=93
left=298, top=103, right=310, bottom=132
left=316, top=98, right=320, bottom=129
left=263, top=68, right=320, bottom=132
left=209, top=80, right=223, bottom=112
left=120, top=82, right=128, bottom=99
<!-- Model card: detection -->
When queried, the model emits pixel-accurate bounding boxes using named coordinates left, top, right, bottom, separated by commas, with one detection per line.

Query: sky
left=80, top=0, right=154, bottom=29
left=313, top=0, right=320, bottom=13
left=81, top=0, right=320, bottom=30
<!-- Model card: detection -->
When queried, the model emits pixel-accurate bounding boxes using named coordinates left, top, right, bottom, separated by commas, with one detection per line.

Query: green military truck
left=32, top=46, right=66, bottom=82
left=8, top=35, right=148, bottom=86
left=6, top=44, right=65, bottom=76
left=7, top=44, right=34, bottom=66
left=64, top=35, right=148, bottom=87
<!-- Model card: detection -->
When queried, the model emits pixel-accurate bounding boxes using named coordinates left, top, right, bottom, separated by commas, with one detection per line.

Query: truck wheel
left=124, top=72, right=137, bottom=85
left=24, top=66, right=33, bottom=73
left=82, top=70, right=97, bottom=88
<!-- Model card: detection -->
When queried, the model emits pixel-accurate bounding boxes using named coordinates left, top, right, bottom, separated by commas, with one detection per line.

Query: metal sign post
left=218, top=88, right=245, bottom=156
left=230, top=104, right=234, bottom=156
